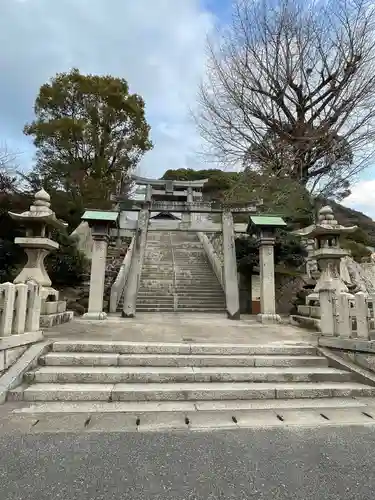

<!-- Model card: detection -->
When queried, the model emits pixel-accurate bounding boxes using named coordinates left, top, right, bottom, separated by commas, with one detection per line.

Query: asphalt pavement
left=0, top=426, right=374, bottom=499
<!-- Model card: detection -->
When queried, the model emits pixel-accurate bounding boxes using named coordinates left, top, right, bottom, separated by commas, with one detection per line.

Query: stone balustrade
left=319, top=289, right=375, bottom=340
left=0, top=282, right=42, bottom=337
left=207, top=233, right=224, bottom=264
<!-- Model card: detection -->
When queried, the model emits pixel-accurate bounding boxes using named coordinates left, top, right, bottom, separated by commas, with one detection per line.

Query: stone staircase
left=8, top=341, right=375, bottom=406
left=133, top=231, right=226, bottom=313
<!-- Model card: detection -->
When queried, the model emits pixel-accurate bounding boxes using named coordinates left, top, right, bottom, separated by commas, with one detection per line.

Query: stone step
left=136, top=307, right=225, bottom=313
left=11, top=397, right=370, bottom=415
left=137, top=291, right=224, bottom=297
left=25, top=366, right=351, bottom=384
left=135, top=307, right=176, bottom=312
left=176, top=302, right=226, bottom=308
left=142, top=269, right=216, bottom=273
left=137, top=298, right=174, bottom=304
left=51, top=342, right=318, bottom=356
left=41, top=353, right=329, bottom=368
left=9, top=382, right=375, bottom=402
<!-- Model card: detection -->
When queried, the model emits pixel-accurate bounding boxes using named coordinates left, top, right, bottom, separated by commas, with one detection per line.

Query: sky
left=0, top=0, right=374, bottom=219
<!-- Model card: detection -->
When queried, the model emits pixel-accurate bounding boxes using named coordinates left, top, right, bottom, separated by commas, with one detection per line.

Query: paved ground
left=45, top=313, right=317, bottom=345
left=1, top=426, right=375, bottom=499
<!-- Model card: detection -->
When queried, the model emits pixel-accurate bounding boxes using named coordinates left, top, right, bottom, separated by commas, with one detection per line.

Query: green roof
left=82, top=210, right=118, bottom=222
left=250, top=215, right=286, bottom=226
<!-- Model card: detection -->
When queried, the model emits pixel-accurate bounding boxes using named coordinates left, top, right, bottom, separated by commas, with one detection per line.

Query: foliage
left=46, top=229, right=89, bottom=286
left=198, top=0, right=375, bottom=199
left=235, top=230, right=307, bottom=277
left=161, top=167, right=313, bottom=225
left=24, top=68, right=152, bottom=208
left=341, top=238, right=372, bottom=262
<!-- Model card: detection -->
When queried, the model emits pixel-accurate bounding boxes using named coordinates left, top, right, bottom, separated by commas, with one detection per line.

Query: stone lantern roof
left=294, top=205, right=357, bottom=239
left=9, top=189, right=66, bottom=229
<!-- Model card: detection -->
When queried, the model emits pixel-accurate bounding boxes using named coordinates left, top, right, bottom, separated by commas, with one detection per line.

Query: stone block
left=31, top=414, right=90, bottom=432
left=20, top=383, right=113, bottom=402
left=57, top=301, right=67, bottom=313
left=277, top=410, right=324, bottom=424
left=186, top=411, right=237, bottom=430
left=87, top=413, right=137, bottom=432
left=276, top=384, right=332, bottom=399
left=42, top=352, right=120, bottom=366
left=39, top=311, right=73, bottom=328
left=137, top=413, right=188, bottom=432
left=42, top=301, right=58, bottom=315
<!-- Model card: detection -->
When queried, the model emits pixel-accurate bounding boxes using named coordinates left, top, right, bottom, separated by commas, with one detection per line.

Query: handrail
left=169, top=231, right=178, bottom=311
left=197, top=231, right=224, bottom=290
left=122, top=209, right=150, bottom=317
left=109, top=236, right=135, bottom=313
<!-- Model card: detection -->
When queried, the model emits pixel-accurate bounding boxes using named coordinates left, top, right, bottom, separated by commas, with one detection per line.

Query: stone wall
left=275, top=273, right=305, bottom=315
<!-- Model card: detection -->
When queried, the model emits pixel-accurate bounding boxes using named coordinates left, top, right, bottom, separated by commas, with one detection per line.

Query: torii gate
left=80, top=176, right=284, bottom=324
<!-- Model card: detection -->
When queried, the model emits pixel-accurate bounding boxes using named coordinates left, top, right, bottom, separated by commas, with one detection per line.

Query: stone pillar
left=145, top=184, right=152, bottom=202
left=181, top=187, right=193, bottom=225
left=257, top=237, right=281, bottom=324
left=222, top=210, right=240, bottom=320
left=122, top=208, right=150, bottom=318
left=82, top=235, right=109, bottom=320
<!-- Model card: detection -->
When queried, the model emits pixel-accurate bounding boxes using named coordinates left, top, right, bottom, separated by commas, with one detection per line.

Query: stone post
left=25, top=280, right=42, bottom=332
left=222, top=210, right=240, bottom=319
left=257, top=237, right=281, bottom=324
left=181, top=187, right=193, bottom=226
left=0, top=283, right=16, bottom=336
left=355, top=292, right=369, bottom=339
left=122, top=208, right=150, bottom=318
left=83, top=235, right=109, bottom=320
left=319, top=287, right=336, bottom=336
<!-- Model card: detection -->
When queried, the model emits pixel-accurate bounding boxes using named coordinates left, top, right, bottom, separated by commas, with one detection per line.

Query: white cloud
left=342, top=180, right=375, bottom=219
left=0, top=0, right=215, bottom=177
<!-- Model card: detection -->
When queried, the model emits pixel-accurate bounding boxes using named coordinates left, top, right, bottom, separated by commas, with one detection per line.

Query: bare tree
left=198, top=0, right=375, bottom=199
left=0, top=144, right=20, bottom=194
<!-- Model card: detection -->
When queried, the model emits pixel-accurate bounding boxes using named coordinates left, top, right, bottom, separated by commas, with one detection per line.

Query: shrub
left=46, top=229, right=89, bottom=286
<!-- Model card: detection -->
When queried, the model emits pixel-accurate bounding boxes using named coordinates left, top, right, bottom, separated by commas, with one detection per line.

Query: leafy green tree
left=236, top=231, right=307, bottom=277
left=24, top=68, right=152, bottom=208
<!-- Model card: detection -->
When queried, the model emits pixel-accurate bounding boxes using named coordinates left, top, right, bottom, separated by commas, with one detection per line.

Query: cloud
left=0, top=0, right=215, bottom=177
left=342, top=180, right=375, bottom=219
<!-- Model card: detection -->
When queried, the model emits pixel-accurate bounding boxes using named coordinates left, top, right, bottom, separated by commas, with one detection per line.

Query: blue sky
left=0, top=0, right=374, bottom=218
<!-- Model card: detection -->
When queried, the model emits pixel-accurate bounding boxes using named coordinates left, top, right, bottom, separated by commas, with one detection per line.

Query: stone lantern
left=295, top=205, right=357, bottom=305
left=9, top=189, right=73, bottom=326
left=80, top=210, right=119, bottom=320
left=247, top=214, right=287, bottom=324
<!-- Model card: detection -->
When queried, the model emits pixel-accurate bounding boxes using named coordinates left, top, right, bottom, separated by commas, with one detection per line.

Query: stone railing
left=197, top=232, right=224, bottom=289
left=208, top=233, right=224, bottom=263
left=109, top=236, right=135, bottom=313
left=295, top=304, right=321, bottom=319
left=320, top=290, right=375, bottom=339
left=0, top=281, right=43, bottom=346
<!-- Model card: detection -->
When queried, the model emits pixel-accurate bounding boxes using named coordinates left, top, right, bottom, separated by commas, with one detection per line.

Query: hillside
left=331, top=201, right=375, bottom=248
